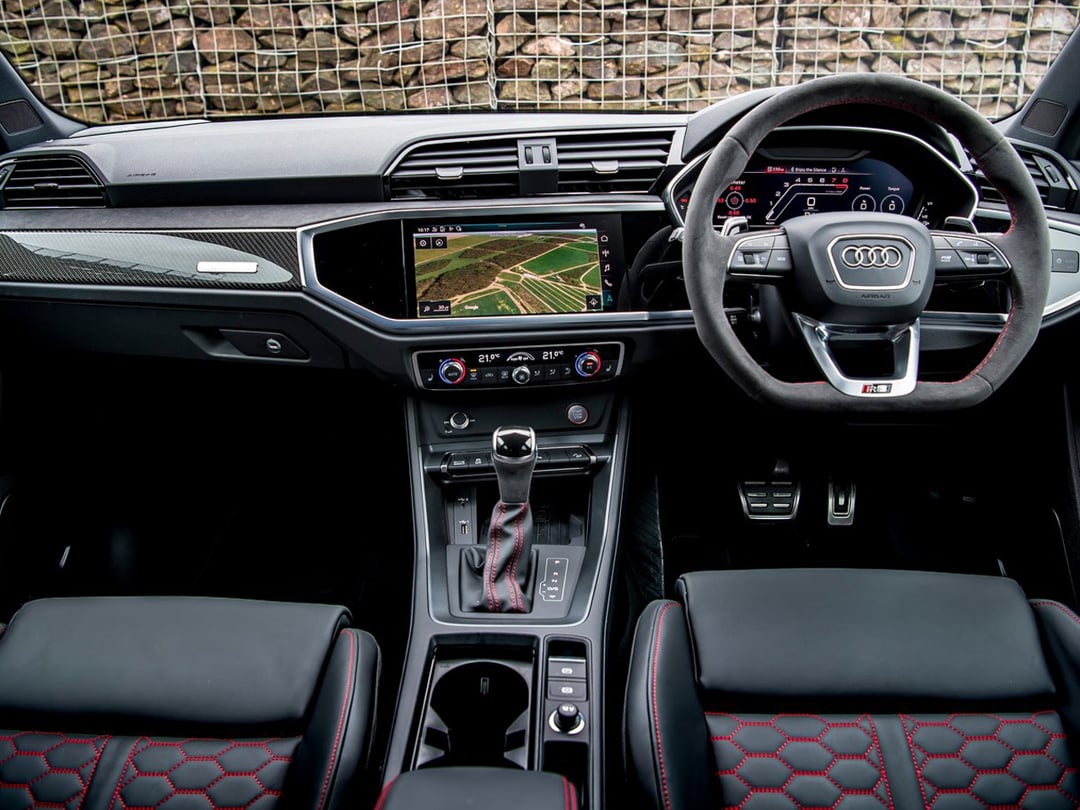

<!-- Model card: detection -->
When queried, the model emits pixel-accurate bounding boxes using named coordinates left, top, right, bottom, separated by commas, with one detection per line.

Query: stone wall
left=0, top=0, right=1074, bottom=122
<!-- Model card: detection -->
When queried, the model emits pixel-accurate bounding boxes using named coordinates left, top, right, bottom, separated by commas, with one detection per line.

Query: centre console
left=386, top=380, right=629, bottom=810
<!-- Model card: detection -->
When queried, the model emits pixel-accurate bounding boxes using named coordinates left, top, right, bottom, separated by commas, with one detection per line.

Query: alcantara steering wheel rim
left=682, top=73, right=1050, bottom=412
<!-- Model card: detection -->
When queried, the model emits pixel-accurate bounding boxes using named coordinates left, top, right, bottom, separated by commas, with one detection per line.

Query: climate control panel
left=415, top=343, right=623, bottom=390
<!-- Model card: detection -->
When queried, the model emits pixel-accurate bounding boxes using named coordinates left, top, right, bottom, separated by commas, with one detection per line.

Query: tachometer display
left=674, top=156, right=916, bottom=229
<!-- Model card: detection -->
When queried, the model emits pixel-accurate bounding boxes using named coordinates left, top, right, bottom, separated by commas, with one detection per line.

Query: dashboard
left=0, top=96, right=1077, bottom=394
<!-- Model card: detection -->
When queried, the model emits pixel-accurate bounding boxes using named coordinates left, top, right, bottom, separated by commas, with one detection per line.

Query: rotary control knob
left=574, top=351, right=601, bottom=378
left=438, top=357, right=466, bottom=385
left=511, top=365, right=532, bottom=385
left=549, top=703, right=585, bottom=734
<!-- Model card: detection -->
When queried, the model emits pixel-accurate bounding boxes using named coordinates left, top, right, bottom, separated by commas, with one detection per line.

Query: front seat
left=625, top=568, right=1080, bottom=809
left=0, top=596, right=379, bottom=810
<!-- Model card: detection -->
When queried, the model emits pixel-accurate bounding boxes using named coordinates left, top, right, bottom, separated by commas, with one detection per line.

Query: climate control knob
left=438, top=357, right=466, bottom=385
left=574, top=351, right=601, bottom=378
left=511, top=365, right=532, bottom=385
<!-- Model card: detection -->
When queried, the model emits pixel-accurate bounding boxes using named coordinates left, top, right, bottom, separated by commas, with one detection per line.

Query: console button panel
left=415, top=343, right=623, bottom=390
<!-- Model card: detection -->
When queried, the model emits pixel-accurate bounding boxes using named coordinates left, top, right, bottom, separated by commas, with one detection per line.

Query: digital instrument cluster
left=667, top=128, right=977, bottom=232
left=673, top=156, right=916, bottom=227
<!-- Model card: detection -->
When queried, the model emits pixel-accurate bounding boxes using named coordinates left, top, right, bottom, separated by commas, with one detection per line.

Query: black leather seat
left=0, top=596, right=379, bottom=810
left=625, top=568, right=1080, bottom=810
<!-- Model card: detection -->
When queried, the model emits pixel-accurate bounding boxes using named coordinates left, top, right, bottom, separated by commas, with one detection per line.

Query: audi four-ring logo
left=840, top=245, right=904, bottom=268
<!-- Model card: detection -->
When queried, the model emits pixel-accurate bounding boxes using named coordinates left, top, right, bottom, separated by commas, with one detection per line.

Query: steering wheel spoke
left=930, top=230, right=1012, bottom=282
left=793, top=314, right=920, bottom=398
left=726, top=228, right=792, bottom=283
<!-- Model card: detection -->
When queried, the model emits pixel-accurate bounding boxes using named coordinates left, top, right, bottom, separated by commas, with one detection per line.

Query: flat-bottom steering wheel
left=683, top=74, right=1050, bottom=412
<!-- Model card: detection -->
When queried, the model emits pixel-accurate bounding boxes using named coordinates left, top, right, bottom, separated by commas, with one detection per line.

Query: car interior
left=2, top=3, right=1080, bottom=809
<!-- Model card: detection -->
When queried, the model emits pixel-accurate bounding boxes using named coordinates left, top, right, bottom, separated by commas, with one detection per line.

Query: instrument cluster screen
left=674, top=156, right=917, bottom=229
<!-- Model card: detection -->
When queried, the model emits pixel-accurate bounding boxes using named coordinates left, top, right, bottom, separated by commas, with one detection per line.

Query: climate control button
left=511, top=365, right=532, bottom=385
left=574, top=351, right=601, bottom=378
left=438, top=357, right=466, bottom=385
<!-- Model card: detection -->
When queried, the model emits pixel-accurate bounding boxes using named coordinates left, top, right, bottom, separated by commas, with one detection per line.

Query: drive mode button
left=548, top=680, right=587, bottom=700
left=548, top=658, right=586, bottom=680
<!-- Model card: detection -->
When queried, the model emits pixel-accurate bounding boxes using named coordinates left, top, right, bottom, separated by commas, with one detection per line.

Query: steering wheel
left=683, top=74, right=1050, bottom=412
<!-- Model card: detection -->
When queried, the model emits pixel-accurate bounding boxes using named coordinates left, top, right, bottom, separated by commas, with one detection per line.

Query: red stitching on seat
left=109, top=737, right=145, bottom=810
left=707, top=713, right=892, bottom=809
left=317, top=629, right=357, bottom=810
left=108, top=737, right=296, bottom=810
left=372, top=776, right=396, bottom=810
left=1032, top=600, right=1080, bottom=627
left=0, top=732, right=109, bottom=810
left=651, top=602, right=678, bottom=810
left=867, top=715, right=895, bottom=810
left=901, top=712, right=1078, bottom=808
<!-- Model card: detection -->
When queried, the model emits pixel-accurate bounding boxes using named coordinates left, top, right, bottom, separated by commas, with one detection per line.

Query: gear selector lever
left=461, top=426, right=538, bottom=613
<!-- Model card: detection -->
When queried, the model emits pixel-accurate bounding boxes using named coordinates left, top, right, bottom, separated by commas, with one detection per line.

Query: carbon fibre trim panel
left=0, top=230, right=299, bottom=289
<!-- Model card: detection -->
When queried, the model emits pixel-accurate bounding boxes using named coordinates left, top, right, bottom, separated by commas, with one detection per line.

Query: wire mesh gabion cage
left=0, top=0, right=1073, bottom=123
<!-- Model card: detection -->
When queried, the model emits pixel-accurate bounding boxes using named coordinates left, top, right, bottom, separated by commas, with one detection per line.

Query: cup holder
left=415, top=658, right=532, bottom=769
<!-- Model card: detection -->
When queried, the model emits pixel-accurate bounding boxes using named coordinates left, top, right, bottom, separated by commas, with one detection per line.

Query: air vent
left=387, top=138, right=519, bottom=200
left=556, top=130, right=674, bottom=193
left=973, top=146, right=1073, bottom=211
left=0, top=156, right=107, bottom=209
left=387, top=129, right=676, bottom=199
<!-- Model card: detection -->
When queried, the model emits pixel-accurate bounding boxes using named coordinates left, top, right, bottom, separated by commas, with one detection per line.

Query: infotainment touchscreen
left=408, top=216, right=622, bottom=318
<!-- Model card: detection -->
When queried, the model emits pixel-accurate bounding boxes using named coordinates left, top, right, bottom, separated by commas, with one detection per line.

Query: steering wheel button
left=739, top=235, right=775, bottom=250
left=934, top=249, right=962, bottom=272
left=739, top=250, right=770, bottom=266
left=946, top=236, right=988, bottom=251
left=766, top=250, right=793, bottom=272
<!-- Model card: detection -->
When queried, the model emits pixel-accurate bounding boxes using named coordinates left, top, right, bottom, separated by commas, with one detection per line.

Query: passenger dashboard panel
left=0, top=229, right=300, bottom=288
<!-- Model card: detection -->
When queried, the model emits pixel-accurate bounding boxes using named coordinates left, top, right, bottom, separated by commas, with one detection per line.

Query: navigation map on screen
left=413, top=227, right=603, bottom=318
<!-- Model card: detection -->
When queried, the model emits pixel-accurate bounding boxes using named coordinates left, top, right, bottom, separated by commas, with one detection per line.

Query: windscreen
left=0, top=1, right=1073, bottom=122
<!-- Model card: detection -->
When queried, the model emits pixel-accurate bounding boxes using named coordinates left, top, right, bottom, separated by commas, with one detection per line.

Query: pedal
left=739, top=460, right=800, bottom=521
left=827, top=479, right=855, bottom=526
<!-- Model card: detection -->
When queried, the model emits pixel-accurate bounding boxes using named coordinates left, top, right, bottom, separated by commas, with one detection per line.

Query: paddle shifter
left=461, top=426, right=538, bottom=613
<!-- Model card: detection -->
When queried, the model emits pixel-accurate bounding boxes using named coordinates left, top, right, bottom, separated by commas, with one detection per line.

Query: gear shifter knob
left=492, top=425, right=537, bottom=503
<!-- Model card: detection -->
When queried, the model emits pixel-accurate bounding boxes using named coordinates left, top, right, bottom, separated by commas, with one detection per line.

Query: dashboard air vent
left=0, top=156, right=107, bottom=208
left=973, top=146, right=1073, bottom=211
left=387, top=138, right=519, bottom=200
left=387, top=129, right=676, bottom=199
left=555, top=130, right=675, bottom=194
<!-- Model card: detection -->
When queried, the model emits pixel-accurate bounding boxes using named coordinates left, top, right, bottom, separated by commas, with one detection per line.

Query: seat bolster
left=0, top=596, right=351, bottom=732
left=678, top=569, right=1056, bottom=702
left=289, top=628, right=381, bottom=810
left=624, top=600, right=711, bottom=810
left=1032, top=600, right=1080, bottom=734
